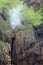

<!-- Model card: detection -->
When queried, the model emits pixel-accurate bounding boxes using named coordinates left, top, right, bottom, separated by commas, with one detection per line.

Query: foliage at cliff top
left=0, top=0, right=43, bottom=31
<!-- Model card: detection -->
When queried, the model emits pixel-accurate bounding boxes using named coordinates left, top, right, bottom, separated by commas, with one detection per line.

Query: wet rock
left=11, top=29, right=36, bottom=65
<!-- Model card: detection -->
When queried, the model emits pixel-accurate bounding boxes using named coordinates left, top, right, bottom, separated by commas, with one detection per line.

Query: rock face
left=33, top=23, right=43, bottom=40
left=0, top=28, right=12, bottom=43
left=21, top=0, right=41, bottom=6
left=0, top=23, right=43, bottom=65
left=33, top=23, right=43, bottom=64
left=0, top=29, right=11, bottom=65
left=0, top=41, right=11, bottom=65
left=11, top=24, right=43, bottom=65
left=11, top=29, right=37, bottom=65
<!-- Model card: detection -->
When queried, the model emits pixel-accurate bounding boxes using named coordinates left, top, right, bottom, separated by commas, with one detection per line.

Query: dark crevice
left=11, top=35, right=17, bottom=65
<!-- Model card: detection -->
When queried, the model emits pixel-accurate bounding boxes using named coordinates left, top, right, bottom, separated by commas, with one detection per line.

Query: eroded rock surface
left=0, top=23, right=43, bottom=65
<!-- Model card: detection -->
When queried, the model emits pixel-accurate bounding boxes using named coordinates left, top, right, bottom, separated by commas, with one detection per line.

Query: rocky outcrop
left=0, top=28, right=12, bottom=43
left=0, top=23, right=43, bottom=65
left=11, top=29, right=38, bottom=65
left=0, top=41, right=11, bottom=65
left=21, top=0, right=42, bottom=6
left=33, top=23, right=43, bottom=41
left=11, top=24, right=43, bottom=65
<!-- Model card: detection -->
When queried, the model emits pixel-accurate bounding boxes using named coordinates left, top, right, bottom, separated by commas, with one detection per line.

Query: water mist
left=9, top=5, right=23, bottom=30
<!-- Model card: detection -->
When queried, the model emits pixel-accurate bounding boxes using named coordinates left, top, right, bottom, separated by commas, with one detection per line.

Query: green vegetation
left=22, top=4, right=42, bottom=26
left=0, top=0, right=43, bottom=31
